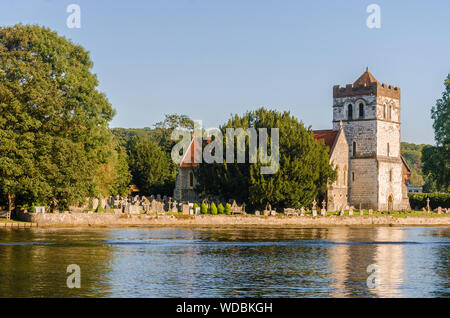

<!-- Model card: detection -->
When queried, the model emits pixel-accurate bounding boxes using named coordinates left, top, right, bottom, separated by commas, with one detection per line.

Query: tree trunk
left=7, top=192, right=13, bottom=212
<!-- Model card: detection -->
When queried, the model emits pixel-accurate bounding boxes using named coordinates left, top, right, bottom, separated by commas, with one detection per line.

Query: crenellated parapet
left=333, top=82, right=400, bottom=100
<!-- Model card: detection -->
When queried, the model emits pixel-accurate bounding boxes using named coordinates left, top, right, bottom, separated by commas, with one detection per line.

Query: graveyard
left=9, top=193, right=450, bottom=227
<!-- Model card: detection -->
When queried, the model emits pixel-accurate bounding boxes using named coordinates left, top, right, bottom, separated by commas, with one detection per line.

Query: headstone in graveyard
left=264, top=203, right=271, bottom=216
left=348, top=206, right=353, bottom=216
left=92, top=198, right=99, bottom=211
left=171, top=200, right=178, bottom=213
left=129, top=205, right=141, bottom=214
left=182, top=203, right=189, bottom=215
left=34, top=206, right=45, bottom=214
left=300, top=207, right=305, bottom=216
left=368, top=209, right=373, bottom=216
left=320, top=201, right=327, bottom=216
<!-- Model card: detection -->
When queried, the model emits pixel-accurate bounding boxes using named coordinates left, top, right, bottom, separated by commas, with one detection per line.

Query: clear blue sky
left=1, top=0, right=449, bottom=145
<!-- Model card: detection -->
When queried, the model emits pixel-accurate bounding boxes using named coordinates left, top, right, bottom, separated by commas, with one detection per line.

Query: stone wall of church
left=327, top=131, right=349, bottom=211
left=173, top=167, right=199, bottom=202
left=376, top=121, right=400, bottom=157
left=377, top=158, right=405, bottom=210
left=336, top=120, right=377, bottom=157
left=376, top=96, right=400, bottom=122
left=349, top=158, right=379, bottom=209
left=333, top=95, right=377, bottom=121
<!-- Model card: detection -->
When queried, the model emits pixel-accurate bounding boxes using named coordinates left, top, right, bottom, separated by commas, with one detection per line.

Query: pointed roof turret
left=353, top=68, right=378, bottom=86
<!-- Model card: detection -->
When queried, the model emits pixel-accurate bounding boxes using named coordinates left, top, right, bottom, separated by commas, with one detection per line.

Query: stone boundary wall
left=14, top=210, right=450, bottom=227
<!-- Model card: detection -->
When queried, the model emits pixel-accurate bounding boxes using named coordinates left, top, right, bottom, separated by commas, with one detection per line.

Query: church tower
left=332, top=69, right=409, bottom=210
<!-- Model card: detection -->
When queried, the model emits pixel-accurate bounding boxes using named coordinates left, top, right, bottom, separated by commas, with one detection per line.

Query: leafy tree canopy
left=0, top=24, right=119, bottom=210
left=127, top=135, right=176, bottom=196
left=421, top=73, right=450, bottom=192
left=194, top=108, right=336, bottom=210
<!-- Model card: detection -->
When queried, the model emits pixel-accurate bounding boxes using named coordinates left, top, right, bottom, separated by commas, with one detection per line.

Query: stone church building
left=174, top=69, right=411, bottom=211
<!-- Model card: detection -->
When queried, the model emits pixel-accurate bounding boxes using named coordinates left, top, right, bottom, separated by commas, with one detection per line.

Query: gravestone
left=264, top=203, right=271, bottom=216
left=284, top=208, right=296, bottom=216
left=171, top=200, right=178, bottom=213
left=368, top=209, right=373, bottom=216
left=182, top=203, right=189, bottom=215
left=156, top=202, right=165, bottom=215
left=312, top=209, right=317, bottom=217
left=151, top=200, right=158, bottom=212
left=35, top=206, right=45, bottom=214
left=321, top=200, right=327, bottom=216
left=437, top=206, right=442, bottom=214
left=129, top=204, right=141, bottom=214
left=105, top=204, right=110, bottom=213
left=348, top=207, right=353, bottom=216
left=92, top=198, right=99, bottom=211
left=300, top=207, right=305, bottom=216
left=255, top=211, right=260, bottom=216
left=230, top=200, right=244, bottom=215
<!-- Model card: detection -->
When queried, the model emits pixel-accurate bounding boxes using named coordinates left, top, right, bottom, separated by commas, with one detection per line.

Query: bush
left=225, top=203, right=231, bottom=215
left=201, top=203, right=208, bottom=214
left=218, top=203, right=225, bottom=214
left=409, top=192, right=450, bottom=209
left=193, top=203, right=199, bottom=214
left=210, top=202, right=218, bottom=215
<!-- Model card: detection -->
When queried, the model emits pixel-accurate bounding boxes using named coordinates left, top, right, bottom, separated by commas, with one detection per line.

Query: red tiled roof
left=313, top=130, right=338, bottom=149
left=180, top=138, right=212, bottom=168
left=353, top=69, right=378, bottom=86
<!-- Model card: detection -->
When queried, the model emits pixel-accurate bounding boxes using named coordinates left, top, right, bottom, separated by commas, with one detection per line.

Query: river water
left=0, top=226, right=448, bottom=297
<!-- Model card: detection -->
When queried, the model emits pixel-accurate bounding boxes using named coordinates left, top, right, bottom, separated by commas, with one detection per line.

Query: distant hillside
left=401, top=142, right=429, bottom=186
left=111, top=127, right=159, bottom=144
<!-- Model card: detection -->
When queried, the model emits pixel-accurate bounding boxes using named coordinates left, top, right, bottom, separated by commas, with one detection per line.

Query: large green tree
left=194, top=108, right=336, bottom=210
left=422, top=73, right=450, bottom=192
left=127, top=136, right=176, bottom=196
left=0, top=25, right=116, bottom=210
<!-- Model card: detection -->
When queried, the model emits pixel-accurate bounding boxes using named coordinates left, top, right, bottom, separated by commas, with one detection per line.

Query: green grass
left=0, top=219, right=26, bottom=223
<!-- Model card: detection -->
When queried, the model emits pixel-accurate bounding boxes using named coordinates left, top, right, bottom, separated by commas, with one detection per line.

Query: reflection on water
left=0, top=226, right=448, bottom=298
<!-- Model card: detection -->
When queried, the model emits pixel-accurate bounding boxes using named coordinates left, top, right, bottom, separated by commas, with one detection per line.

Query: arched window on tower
left=383, top=105, right=387, bottom=119
left=347, top=104, right=353, bottom=120
left=387, top=143, right=390, bottom=156
left=352, top=141, right=356, bottom=157
left=359, top=103, right=364, bottom=119
left=389, top=169, right=393, bottom=182
left=388, top=105, right=392, bottom=121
